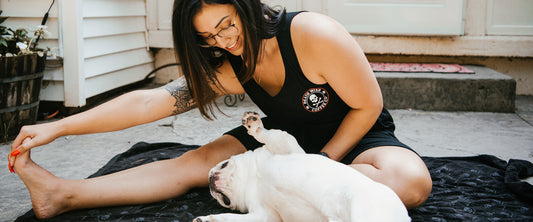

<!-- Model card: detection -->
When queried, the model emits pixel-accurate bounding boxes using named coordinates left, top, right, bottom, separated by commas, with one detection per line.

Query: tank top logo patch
left=302, top=88, right=329, bottom=112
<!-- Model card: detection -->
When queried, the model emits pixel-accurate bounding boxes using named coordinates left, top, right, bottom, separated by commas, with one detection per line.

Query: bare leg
left=13, top=135, right=246, bottom=219
left=350, top=146, right=432, bottom=209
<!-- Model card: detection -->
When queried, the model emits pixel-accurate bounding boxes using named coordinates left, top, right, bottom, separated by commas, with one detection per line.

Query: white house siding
left=78, top=0, right=154, bottom=105
left=1, top=0, right=154, bottom=106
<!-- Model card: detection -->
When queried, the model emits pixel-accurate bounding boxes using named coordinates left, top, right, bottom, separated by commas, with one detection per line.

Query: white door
left=262, top=0, right=301, bottom=12
left=326, top=0, right=465, bottom=35
left=486, top=0, right=533, bottom=36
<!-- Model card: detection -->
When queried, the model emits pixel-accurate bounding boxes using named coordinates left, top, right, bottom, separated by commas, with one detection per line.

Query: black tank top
left=229, top=12, right=351, bottom=129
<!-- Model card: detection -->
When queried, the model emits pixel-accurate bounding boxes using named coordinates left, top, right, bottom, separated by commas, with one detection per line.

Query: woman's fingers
left=14, top=137, right=33, bottom=155
left=8, top=122, right=61, bottom=173
left=8, top=137, right=33, bottom=173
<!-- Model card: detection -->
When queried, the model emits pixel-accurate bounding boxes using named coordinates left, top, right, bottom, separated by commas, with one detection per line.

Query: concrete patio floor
left=1, top=95, right=532, bottom=221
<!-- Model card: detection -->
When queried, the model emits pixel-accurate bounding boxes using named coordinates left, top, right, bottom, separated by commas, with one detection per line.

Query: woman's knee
left=353, top=146, right=432, bottom=208
left=384, top=153, right=432, bottom=208
left=398, top=166, right=432, bottom=209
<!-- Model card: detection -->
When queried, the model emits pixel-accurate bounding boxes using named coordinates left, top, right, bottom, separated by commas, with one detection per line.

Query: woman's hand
left=8, top=122, right=62, bottom=173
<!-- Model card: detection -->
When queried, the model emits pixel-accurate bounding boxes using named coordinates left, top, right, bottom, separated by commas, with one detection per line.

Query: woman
left=8, top=0, right=432, bottom=219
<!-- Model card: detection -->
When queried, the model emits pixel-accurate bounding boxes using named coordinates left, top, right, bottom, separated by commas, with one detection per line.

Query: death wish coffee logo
left=302, top=88, right=329, bottom=112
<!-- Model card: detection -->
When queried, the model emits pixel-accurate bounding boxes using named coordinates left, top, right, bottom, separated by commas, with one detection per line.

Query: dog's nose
left=208, top=175, right=215, bottom=190
left=209, top=174, right=216, bottom=183
left=208, top=172, right=220, bottom=190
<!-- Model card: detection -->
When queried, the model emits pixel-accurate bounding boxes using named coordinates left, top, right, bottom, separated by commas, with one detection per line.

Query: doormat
left=370, top=63, right=475, bottom=74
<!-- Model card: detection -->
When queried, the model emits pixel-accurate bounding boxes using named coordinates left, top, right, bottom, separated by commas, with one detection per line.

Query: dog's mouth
left=209, top=173, right=231, bottom=206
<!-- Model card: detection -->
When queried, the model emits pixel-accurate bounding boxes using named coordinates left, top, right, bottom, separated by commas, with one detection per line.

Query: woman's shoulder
left=288, top=11, right=366, bottom=83
left=290, top=12, right=357, bottom=62
left=290, top=11, right=348, bottom=44
left=289, top=11, right=355, bottom=58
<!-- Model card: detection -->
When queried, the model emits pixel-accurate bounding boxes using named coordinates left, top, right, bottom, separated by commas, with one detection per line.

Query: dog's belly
left=259, top=188, right=330, bottom=222
left=258, top=153, right=378, bottom=194
left=255, top=153, right=409, bottom=221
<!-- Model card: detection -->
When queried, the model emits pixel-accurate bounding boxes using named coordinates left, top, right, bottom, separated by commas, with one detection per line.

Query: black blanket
left=17, top=142, right=533, bottom=221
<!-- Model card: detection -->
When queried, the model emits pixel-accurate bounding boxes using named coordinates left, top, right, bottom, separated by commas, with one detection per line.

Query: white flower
left=35, top=25, right=50, bottom=37
left=16, top=42, right=28, bottom=50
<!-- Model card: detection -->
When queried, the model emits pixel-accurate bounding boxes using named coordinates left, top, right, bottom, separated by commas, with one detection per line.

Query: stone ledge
left=376, top=65, right=516, bottom=112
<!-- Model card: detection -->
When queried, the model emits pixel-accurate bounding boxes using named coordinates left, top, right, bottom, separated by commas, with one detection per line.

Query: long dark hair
left=172, top=0, right=285, bottom=119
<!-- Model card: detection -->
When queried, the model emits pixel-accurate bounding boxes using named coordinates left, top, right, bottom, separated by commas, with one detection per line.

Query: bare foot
left=13, top=151, right=71, bottom=219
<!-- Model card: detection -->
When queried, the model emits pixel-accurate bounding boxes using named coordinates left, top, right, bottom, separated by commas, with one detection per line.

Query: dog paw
left=242, top=111, right=264, bottom=136
left=192, top=216, right=209, bottom=222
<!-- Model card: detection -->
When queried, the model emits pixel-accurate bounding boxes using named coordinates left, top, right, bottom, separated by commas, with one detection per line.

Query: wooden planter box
left=0, top=53, right=46, bottom=142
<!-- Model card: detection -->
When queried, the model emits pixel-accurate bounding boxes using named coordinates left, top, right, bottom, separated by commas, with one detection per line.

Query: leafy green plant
left=0, top=10, right=48, bottom=56
left=0, top=10, right=12, bottom=50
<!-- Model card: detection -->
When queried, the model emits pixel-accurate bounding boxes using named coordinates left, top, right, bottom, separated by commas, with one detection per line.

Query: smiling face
left=193, top=3, right=244, bottom=55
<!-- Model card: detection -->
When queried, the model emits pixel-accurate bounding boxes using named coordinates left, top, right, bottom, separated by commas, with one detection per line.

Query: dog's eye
left=222, top=194, right=231, bottom=206
left=221, top=161, right=228, bottom=169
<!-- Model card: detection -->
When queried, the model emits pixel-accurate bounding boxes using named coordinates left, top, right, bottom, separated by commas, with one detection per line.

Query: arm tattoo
left=161, top=76, right=197, bottom=115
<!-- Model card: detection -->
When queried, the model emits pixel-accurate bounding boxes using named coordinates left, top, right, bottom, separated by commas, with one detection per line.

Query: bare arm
left=8, top=57, right=245, bottom=171
left=162, top=76, right=197, bottom=116
left=9, top=76, right=197, bottom=163
left=292, top=13, right=383, bottom=162
left=58, top=76, right=196, bottom=135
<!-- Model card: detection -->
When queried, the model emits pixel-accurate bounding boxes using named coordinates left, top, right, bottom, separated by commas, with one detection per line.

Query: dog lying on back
left=194, top=112, right=410, bottom=222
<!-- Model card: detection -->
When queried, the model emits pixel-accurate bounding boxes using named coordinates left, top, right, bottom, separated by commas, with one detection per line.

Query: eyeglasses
left=198, top=12, right=239, bottom=47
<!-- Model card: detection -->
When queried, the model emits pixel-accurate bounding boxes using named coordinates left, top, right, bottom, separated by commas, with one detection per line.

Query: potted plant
left=1, top=10, right=48, bottom=142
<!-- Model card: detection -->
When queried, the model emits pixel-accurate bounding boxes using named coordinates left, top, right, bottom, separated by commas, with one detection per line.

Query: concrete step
left=376, top=65, right=516, bottom=112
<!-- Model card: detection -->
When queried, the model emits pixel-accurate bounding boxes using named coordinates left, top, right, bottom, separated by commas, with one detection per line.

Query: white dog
left=193, top=112, right=410, bottom=222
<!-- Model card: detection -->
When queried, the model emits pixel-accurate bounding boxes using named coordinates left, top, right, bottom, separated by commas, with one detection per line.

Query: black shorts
left=224, top=108, right=416, bottom=164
